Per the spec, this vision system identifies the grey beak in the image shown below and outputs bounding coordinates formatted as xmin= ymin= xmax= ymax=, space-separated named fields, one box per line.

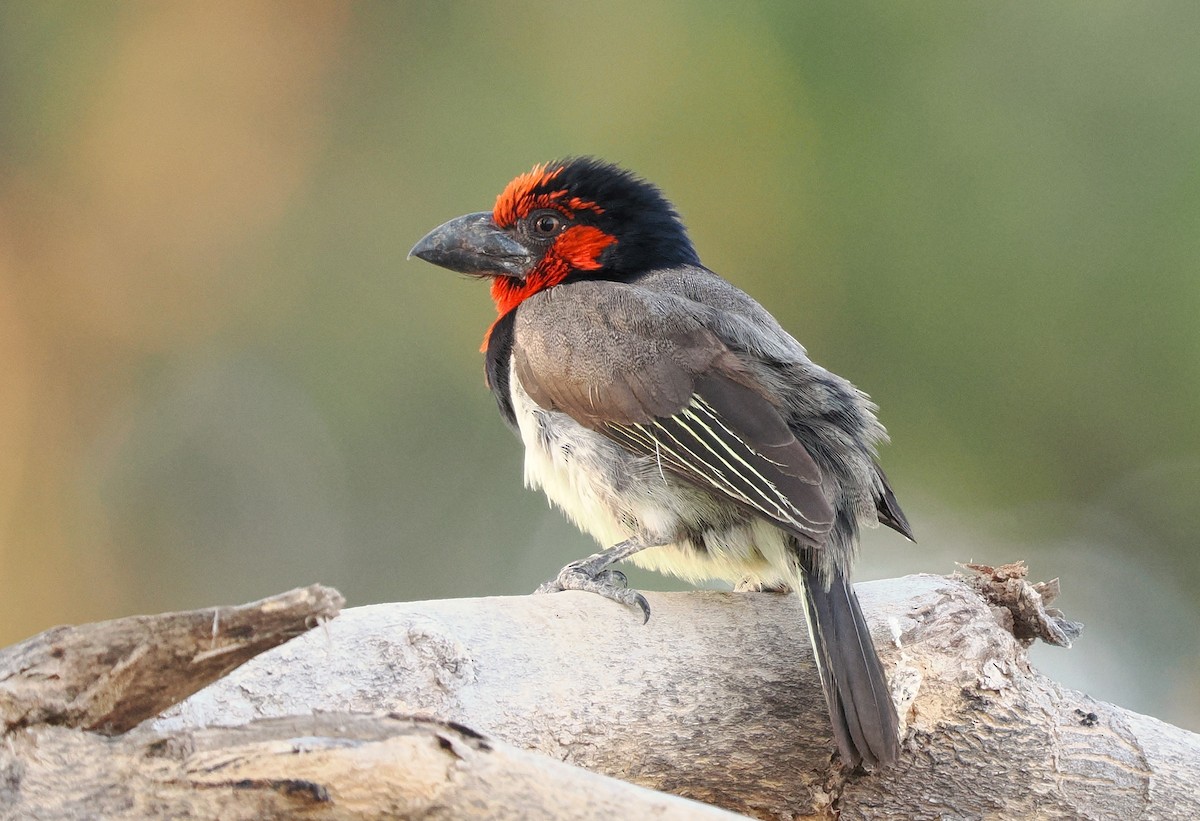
xmin=409 ymin=211 xmax=534 ymax=279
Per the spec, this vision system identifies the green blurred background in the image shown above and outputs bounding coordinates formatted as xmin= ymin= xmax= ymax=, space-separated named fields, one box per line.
xmin=1 ymin=2 xmax=1197 ymax=730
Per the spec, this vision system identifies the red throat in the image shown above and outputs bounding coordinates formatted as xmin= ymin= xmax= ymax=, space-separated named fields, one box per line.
xmin=481 ymin=225 xmax=616 ymax=350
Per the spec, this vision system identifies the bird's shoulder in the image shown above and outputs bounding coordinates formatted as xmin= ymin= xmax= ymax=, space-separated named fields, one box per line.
xmin=511 ymin=278 xmax=731 ymax=425
xmin=631 ymin=265 xmax=811 ymax=364
xmin=513 ymin=264 xmax=807 ymax=361
xmin=514 ymin=276 xmax=709 ymax=354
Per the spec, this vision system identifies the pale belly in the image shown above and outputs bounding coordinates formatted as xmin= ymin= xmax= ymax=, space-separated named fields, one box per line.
xmin=510 ymin=367 xmax=797 ymax=587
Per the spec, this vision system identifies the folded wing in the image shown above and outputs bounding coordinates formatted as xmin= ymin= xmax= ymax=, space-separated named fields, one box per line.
xmin=513 ymin=282 xmax=835 ymax=548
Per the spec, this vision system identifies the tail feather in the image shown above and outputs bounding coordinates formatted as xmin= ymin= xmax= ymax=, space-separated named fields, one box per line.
xmin=799 ymin=564 xmax=899 ymax=769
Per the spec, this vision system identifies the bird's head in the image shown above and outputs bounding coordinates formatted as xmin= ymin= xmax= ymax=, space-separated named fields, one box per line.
xmin=410 ymin=158 xmax=699 ymax=321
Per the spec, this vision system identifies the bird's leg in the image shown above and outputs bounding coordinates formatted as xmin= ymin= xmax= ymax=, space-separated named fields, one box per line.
xmin=535 ymin=537 xmax=653 ymax=623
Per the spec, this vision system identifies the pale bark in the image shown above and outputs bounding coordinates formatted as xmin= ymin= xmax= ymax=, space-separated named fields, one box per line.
xmin=0 ymin=584 xmax=736 ymax=819
xmin=3 ymin=571 xmax=1198 ymax=819
xmin=0 ymin=584 xmax=343 ymax=735
xmin=4 ymin=715 xmax=738 ymax=819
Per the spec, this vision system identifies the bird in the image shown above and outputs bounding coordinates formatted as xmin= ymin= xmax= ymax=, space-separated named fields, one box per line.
xmin=409 ymin=158 xmax=913 ymax=769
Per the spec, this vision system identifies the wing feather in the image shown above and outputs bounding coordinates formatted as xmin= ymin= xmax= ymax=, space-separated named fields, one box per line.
xmin=602 ymin=382 xmax=834 ymax=542
xmin=513 ymin=281 xmax=836 ymax=546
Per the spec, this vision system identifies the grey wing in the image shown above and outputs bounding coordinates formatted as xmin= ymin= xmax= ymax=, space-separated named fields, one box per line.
xmin=513 ymin=281 xmax=835 ymax=548
xmin=637 ymin=265 xmax=915 ymax=542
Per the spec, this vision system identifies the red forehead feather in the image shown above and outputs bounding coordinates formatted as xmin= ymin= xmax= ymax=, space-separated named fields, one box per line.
xmin=493 ymin=163 xmax=604 ymax=227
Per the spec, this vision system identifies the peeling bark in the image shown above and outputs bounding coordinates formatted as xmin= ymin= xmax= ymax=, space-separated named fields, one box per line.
xmin=156 ymin=574 xmax=1200 ymax=820
xmin=0 ymin=584 xmax=343 ymax=735
xmin=4 ymin=714 xmax=736 ymax=820
xmin=2 ymin=573 xmax=1197 ymax=819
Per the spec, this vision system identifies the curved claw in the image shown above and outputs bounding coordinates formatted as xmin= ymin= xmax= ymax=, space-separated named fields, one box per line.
xmin=632 ymin=591 xmax=651 ymax=624
xmin=533 ymin=563 xmax=650 ymax=624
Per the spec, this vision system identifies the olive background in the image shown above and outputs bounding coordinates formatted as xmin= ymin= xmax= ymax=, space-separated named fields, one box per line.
xmin=1 ymin=3 xmax=1197 ymax=730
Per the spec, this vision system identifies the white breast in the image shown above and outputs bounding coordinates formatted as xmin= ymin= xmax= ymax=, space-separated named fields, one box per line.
xmin=508 ymin=361 xmax=795 ymax=587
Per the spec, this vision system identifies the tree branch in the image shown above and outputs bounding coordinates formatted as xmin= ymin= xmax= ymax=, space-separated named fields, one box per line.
xmin=154 ymin=570 xmax=1200 ymax=820
xmin=3 ymin=571 xmax=1198 ymax=819
xmin=6 ymin=714 xmax=739 ymax=819
xmin=0 ymin=584 xmax=343 ymax=734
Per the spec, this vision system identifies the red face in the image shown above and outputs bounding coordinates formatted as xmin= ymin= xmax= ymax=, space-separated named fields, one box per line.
xmin=411 ymin=158 xmax=698 ymax=350
xmin=488 ymin=164 xmax=617 ymax=320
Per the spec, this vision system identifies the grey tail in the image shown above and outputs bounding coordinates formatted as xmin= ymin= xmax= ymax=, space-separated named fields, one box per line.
xmin=799 ymin=563 xmax=900 ymax=769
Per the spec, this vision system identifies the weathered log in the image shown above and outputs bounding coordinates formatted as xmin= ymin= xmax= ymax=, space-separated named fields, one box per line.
xmin=4 ymin=714 xmax=739 ymax=819
xmin=3 ymin=571 xmax=1198 ymax=819
xmin=0 ymin=583 xmax=736 ymax=819
xmin=154 ymin=570 xmax=1200 ymax=820
xmin=0 ymin=584 xmax=343 ymax=735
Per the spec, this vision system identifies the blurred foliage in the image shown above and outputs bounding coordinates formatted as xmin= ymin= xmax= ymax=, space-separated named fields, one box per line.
xmin=1 ymin=2 xmax=1197 ymax=729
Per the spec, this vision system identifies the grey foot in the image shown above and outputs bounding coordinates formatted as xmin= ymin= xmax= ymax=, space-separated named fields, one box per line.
xmin=535 ymin=561 xmax=650 ymax=624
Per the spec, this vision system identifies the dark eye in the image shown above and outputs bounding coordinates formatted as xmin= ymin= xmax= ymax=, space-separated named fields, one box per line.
xmin=529 ymin=210 xmax=565 ymax=238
